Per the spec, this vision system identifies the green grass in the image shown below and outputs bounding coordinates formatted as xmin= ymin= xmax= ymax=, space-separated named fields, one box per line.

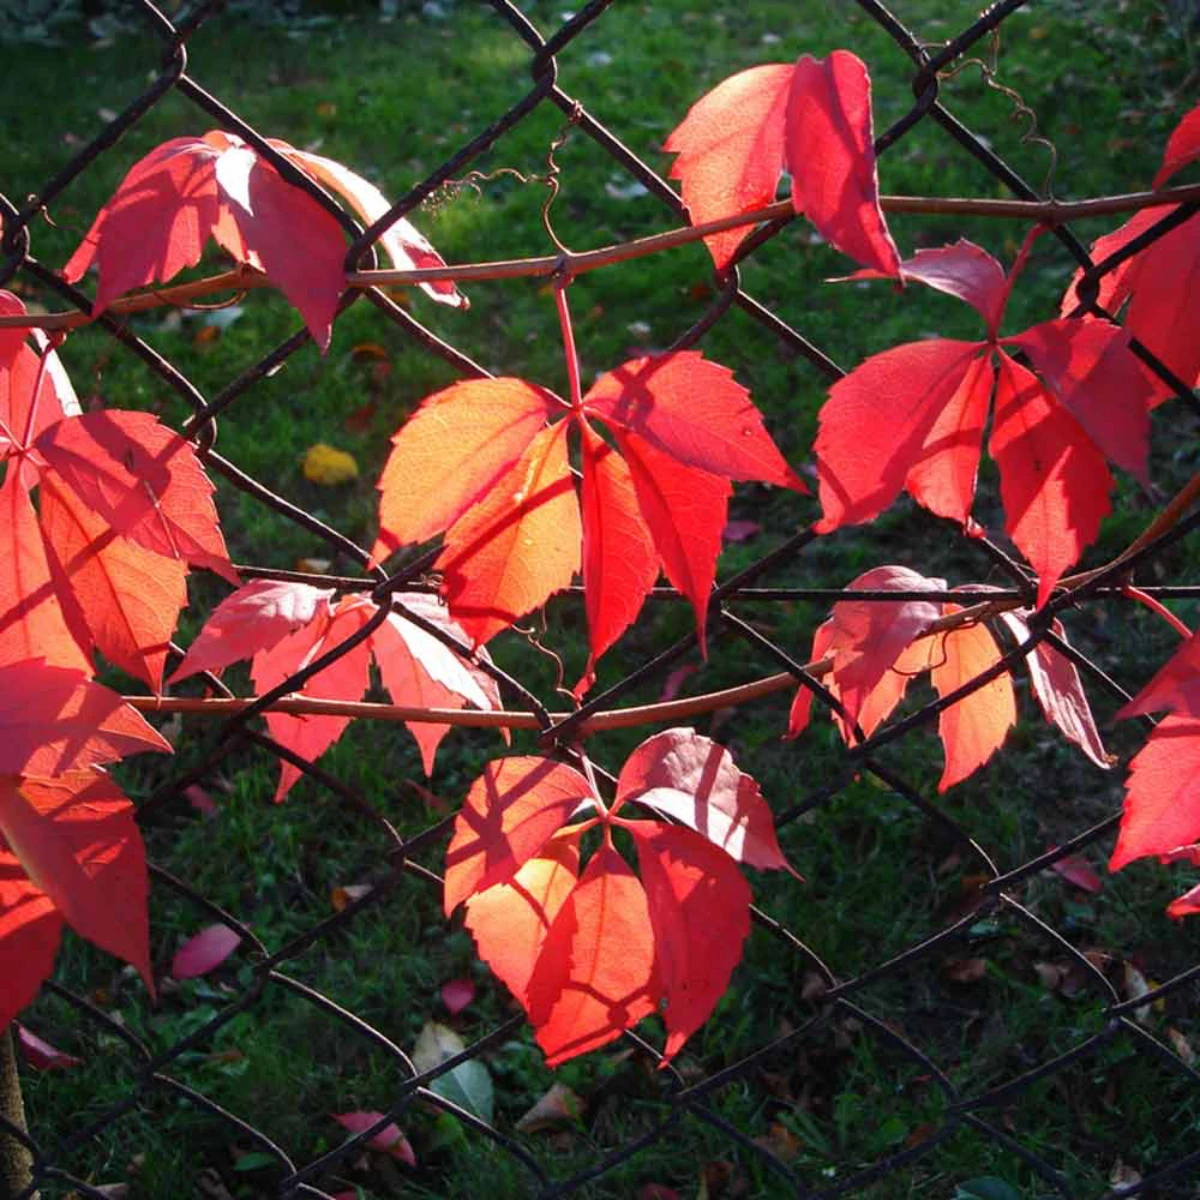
xmin=5 ymin=0 xmax=1200 ymax=1196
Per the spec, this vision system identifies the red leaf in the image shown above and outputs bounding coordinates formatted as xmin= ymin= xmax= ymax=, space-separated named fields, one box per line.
xmin=525 ymin=844 xmax=660 ymax=1067
xmin=172 ymin=924 xmax=242 ymax=979
xmin=1167 ymin=881 xmax=1200 ymax=920
xmin=1048 ymin=853 xmax=1104 ymax=894
xmin=437 ymin=423 xmax=580 ymax=646
xmin=582 ymin=352 xmax=802 ymax=489
xmin=331 ymin=1112 xmax=416 ymax=1165
xmin=630 ymin=823 xmax=751 ymax=1061
xmin=38 ymin=473 xmax=188 ymax=691
xmin=1154 ymin=100 xmax=1200 ymax=187
xmin=998 ymin=611 xmax=1110 ymax=769
xmin=15 ymin=1024 xmax=82 ymax=1070
xmin=251 ymin=596 xmax=373 ymax=802
xmin=35 ymin=410 xmax=235 ymax=583
xmin=1062 ymin=206 xmax=1200 ymax=403
xmin=171 ymin=580 xmax=335 ymax=683
xmin=0 ymin=771 xmax=152 ymax=994
xmin=440 ymin=977 xmax=475 ymax=1016
xmin=785 ymin=51 xmax=900 ymax=276
xmin=0 ymin=861 xmax=60 ymax=1030
xmin=923 ymin=608 xmax=1016 ymax=792
xmin=463 ymin=830 xmax=581 ymax=1009
xmin=0 ymin=338 xmax=79 ymax=478
xmin=615 ymin=728 xmax=792 ymax=873
xmin=989 ymin=353 xmax=1111 ymax=608
xmin=444 ymin=757 xmax=593 ymax=914
xmin=1110 ymin=716 xmax=1200 ymax=870
xmin=372 ymin=594 xmax=504 ymax=774
xmin=613 ymin=429 xmax=729 ymax=654
xmin=62 ymin=132 xmax=376 ymax=350
xmin=0 ymin=471 xmax=91 ymax=675
xmin=1006 ymin=318 xmax=1151 ymax=480
xmin=278 ymin=145 xmax=467 ymax=310
xmin=0 ymin=662 xmax=169 ymax=778
xmin=814 ymin=339 xmax=985 ymax=531
xmin=371 ymin=377 xmax=558 ymax=559
xmin=575 ymin=421 xmax=660 ymax=697
xmin=663 ymin=63 xmax=794 ymax=270
xmin=1117 ymin=628 xmax=1200 ymax=719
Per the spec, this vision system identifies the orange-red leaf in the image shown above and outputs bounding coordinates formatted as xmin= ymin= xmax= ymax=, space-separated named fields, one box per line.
xmin=251 ymin=595 xmax=373 ymax=802
xmin=444 ymin=757 xmax=593 ymax=915
xmin=989 ymin=353 xmax=1111 ymax=607
xmin=0 ymin=857 xmax=60 ymax=1030
xmin=0 ymin=471 xmax=91 ymax=674
xmin=1117 ymin=628 xmax=1200 ymax=720
xmin=925 ymin=608 xmax=1016 ymax=792
xmin=38 ymin=472 xmax=187 ymax=691
xmin=1154 ymin=99 xmax=1200 ymax=187
xmin=630 ymin=822 xmax=751 ymax=1061
xmin=437 ymin=422 xmax=580 ymax=646
xmin=582 ymin=352 xmax=801 ymax=489
xmin=613 ymin=429 xmax=729 ymax=654
xmin=575 ymin=421 xmax=659 ymax=697
xmin=1110 ymin=716 xmax=1200 ymax=871
xmin=462 ymin=829 xmax=580 ymax=1009
xmin=0 ymin=662 xmax=169 ymax=777
xmin=814 ymin=339 xmax=985 ymax=531
xmin=524 ymin=844 xmax=660 ymax=1067
xmin=663 ymin=63 xmax=794 ymax=270
xmin=371 ymin=378 xmax=558 ymax=559
xmin=0 ymin=771 xmax=151 ymax=993
xmin=785 ymin=51 xmax=899 ymax=276
xmin=615 ymin=728 xmax=791 ymax=872
xmin=35 ymin=409 xmax=235 ymax=583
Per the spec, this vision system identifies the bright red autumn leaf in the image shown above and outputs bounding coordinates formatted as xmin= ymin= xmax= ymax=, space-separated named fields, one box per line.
xmin=173 ymin=581 xmax=501 ymax=798
xmin=0 ymin=661 xmax=169 ymax=778
xmin=372 ymin=351 xmax=800 ymax=687
xmin=1061 ymin=101 xmax=1200 ymax=402
xmin=447 ymin=730 xmax=792 ymax=1065
xmin=0 ymin=770 xmax=152 ymax=1030
xmin=816 ymin=238 xmax=1154 ymax=605
xmin=1116 ymin=628 xmax=1200 ymax=720
xmin=63 ymin=133 xmax=465 ymax=350
xmin=664 ymin=51 xmax=899 ymax=274
xmin=172 ymin=923 xmax=243 ymax=979
xmin=787 ymin=569 xmax=1015 ymax=792
xmin=1110 ymin=716 xmax=1200 ymax=871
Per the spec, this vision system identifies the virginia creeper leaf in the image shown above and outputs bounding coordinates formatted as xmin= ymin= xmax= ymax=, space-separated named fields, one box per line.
xmin=0 ymin=662 xmax=169 ymax=777
xmin=785 ymin=51 xmax=900 ymax=276
xmin=330 ymin=1112 xmax=416 ymax=1165
xmin=1110 ymin=716 xmax=1200 ymax=871
xmin=172 ymin=924 xmax=243 ymax=979
xmin=35 ymin=409 xmax=236 ymax=583
xmin=0 ymin=771 xmax=151 ymax=994
xmin=437 ymin=422 xmax=581 ymax=646
xmin=1154 ymin=99 xmax=1200 ymax=187
xmin=39 ymin=473 xmax=188 ymax=691
xmin=371 ymin=377 xmax=559 ymax=560
xmin=614 ymin=728 xmax=791 ymax=872
xmin=630 ymin=822 xmax=751 ymax=1060
xmin=1118 ymin=628 xmax=1200 ymax=719
xmin=444 ymin=757 xmax=593 ymax=914
xmin=0 ymin=859 xmax=60 ymax=1030
xmin=524 ymin=844 xmax=660 ymax=1067
xmin=663 ymin=63 xmax=794 ymax=270
xmin=575 ymin=421 xmax=659 ymax=698
xmin=989 ymin=354 xmax=1112 ymax=607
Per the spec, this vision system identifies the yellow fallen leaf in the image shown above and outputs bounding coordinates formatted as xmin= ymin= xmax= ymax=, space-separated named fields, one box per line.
xmin=303 ymin=443 xmax=359 ymax=486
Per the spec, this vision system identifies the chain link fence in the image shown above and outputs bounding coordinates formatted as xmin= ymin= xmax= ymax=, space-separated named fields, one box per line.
xmin=1 ymin=0 xmax=1199 ymax=1196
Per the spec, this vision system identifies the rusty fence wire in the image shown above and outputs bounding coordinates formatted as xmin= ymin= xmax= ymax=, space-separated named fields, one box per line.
xmin=1 ymin=0 xmax=1199 ymax=1196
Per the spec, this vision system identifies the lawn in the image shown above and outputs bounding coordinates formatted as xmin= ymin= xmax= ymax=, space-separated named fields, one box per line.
xmin=3 ymin=0 xmax=1200 ymax=1197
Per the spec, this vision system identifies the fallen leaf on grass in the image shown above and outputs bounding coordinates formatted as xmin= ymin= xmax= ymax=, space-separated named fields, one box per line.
xmin=411 ymin=1021 xmax=494 ymax=1124
xmin=440 ymin=977 xmax=475 ymax=1016
xmin=172 ymin=924 xmax=243 ymax=979
xmin=943 ymin=957 xmax=988 ymax=984
xmin=15 ymin=1023 xmax=82 ymax=1069
xmin=303 ymin=443 xmax=360 ymax=486
xmin=515 ymin=1082 xmax=583 ymax=1133
xmin=330 ymin=1111 xmax=415 ymax=1165
xmin=1048 ymin=851 xmax=1103 ymax=893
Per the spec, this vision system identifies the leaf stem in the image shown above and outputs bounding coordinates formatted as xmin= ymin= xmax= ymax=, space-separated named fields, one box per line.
xmin=554 ymin=281 xmax=584 ymax=410
xmin=1123 ymin=584 xmax=1193 ymax=639
xmin=7 ymin=184 xmax=1200 ymax=331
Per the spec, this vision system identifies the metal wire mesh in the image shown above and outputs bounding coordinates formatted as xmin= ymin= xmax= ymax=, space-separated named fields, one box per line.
xmin=1 ymin=0 xmax=1199 ymax=1196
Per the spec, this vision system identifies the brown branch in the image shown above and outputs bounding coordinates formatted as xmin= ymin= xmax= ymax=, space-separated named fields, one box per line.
xmin=5 ymin=184 xmax=1200 ymax=331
